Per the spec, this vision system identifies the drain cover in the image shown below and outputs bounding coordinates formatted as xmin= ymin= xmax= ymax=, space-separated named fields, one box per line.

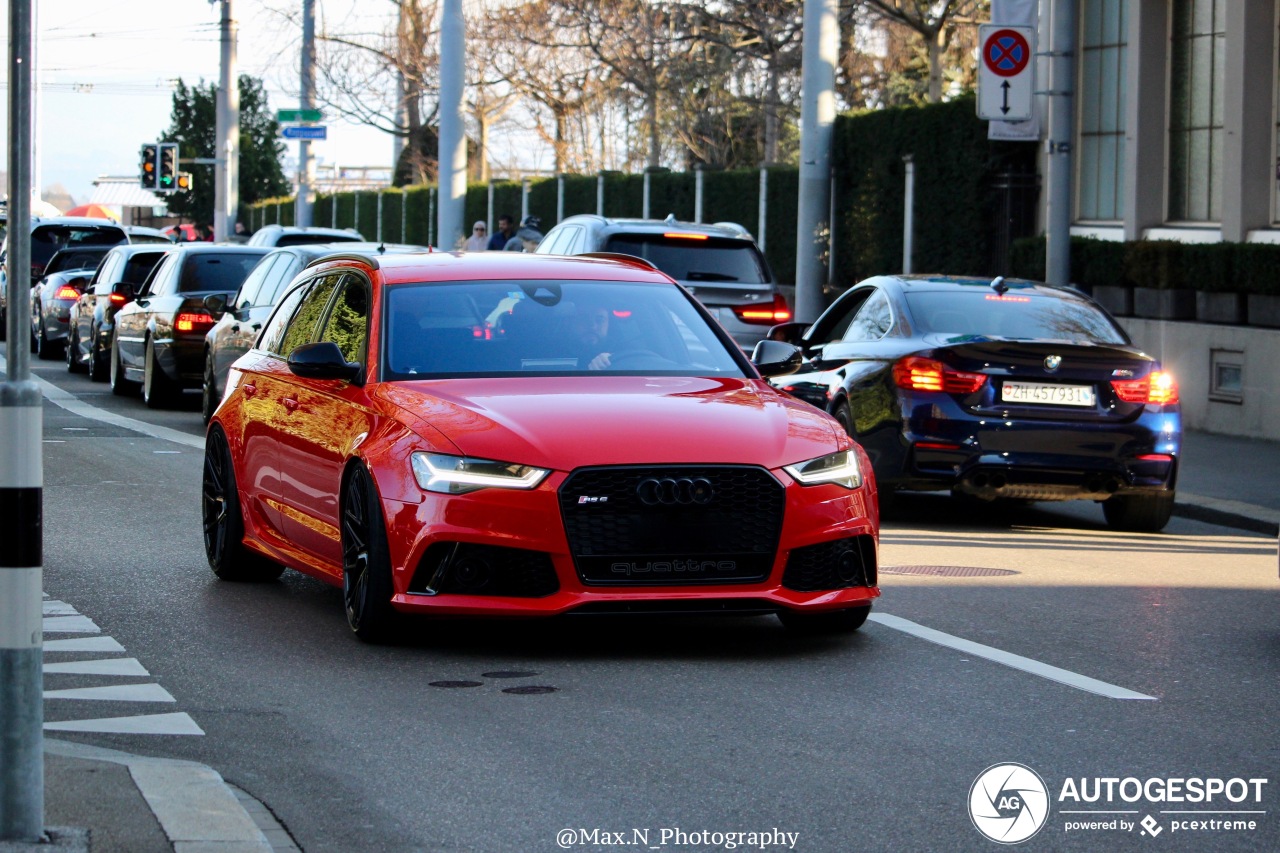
xmin=428 ymin=680 xmax=484 ymax=689
xmin=880 ymin=565 xmax=1019 ymax=577
xmin=502 ymin=686 xmax=558 ymax=695
xmin=482 ymin=671 xmax=539 ymax=679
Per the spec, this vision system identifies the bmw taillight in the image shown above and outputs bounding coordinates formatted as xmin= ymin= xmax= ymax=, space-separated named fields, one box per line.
xmin=733 ymin=294 xmax=792 ymax=325
xmin=892 ymin=356 xmax=987 ymax=394
xmin=176 ymin=312 xmax=217 ymax=333
xmin=1111 ymin=370 xmax=1179 ymax=405
xmin=54 ymin=285 xmax=80 ymax=301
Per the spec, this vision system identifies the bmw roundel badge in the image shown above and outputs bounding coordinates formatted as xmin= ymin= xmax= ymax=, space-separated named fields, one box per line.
xmin=1043 ymin=355 xmax=1062 ymax=372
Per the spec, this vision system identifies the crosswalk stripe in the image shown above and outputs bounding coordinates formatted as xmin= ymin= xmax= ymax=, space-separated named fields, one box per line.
xmin=44 ymin=658 xmax=150 ymax=677
xmin=42 ymin=615 xmax=100 ymax=634
xmin=44 ymin=683 xmax=176 ymax=703
xmin=44 ymin=636 xmax=126 ymax=653
xmin=42 ymin=601 xmax=79 ymax=616
xmin=44 ymin=712 xmax=205 ymax=735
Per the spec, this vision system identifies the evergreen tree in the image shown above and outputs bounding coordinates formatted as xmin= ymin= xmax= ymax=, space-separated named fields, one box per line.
xmin=160 ymin=76 xmax=290 ymax=224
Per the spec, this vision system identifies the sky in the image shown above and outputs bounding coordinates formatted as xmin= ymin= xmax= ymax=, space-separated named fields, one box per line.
xmin=0 ymin=0 xmax=401 ymax=206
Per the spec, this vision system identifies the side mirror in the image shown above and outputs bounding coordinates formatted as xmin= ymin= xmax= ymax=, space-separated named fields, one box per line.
xmin=287 ymin=341 xmax=361 ymax=383
xmin=750 ymin=339 xmax=803 ymax=378
xmin=766 ymin=321 xmax=811 ymax=346
xmin=203 ymin=293 xmax=228 ymax=316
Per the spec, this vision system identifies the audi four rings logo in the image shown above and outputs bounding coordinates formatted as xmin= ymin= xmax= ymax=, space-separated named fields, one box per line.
xmin=1044 ymin=355 xmax=1062 ymax=372
xmin=636 ymin=476 xmax=714 ymax=506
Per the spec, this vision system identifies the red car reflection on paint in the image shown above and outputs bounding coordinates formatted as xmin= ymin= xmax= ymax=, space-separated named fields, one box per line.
xmin=202 ymin=251 xmax=879 ymax=641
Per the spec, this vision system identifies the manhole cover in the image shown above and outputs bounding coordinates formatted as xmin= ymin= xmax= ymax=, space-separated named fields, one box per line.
xmin=502 ymin=686 xmax=558 ymax=695
xmin=428 ymin=680 xmax=484 ymax=689
xmin=880 ymin=565 xmax=1019 ymax=577
xmin=482 ymin=671 xmax=539 ymax=679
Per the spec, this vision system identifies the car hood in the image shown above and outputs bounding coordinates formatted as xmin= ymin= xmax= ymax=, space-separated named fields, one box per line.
xmin=375 ymin=376 xmax=841 ymax=471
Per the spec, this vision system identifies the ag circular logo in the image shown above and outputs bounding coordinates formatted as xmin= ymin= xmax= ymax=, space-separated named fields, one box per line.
xmin=969 ymin=763 xmax=1050 ymax=844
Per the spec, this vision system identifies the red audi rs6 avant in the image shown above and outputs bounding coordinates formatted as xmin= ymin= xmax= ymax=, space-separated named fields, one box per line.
xmin=202 ymin=250 xmax=879 ymax=641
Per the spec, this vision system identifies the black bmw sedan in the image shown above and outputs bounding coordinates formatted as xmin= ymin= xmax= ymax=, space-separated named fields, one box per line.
xmin=769 ymin=275 xmax=1181 ymax=531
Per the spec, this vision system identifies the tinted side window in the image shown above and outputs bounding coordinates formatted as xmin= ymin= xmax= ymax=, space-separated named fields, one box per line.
xmin=318 ymin=275 xmax=369 ymax=363
xmin=178 ymin=252 xmax=267 ymax=293
xmin=277 ymin=274 xmax=341 ymax=359
xmin=601 ymin=235 xmax=769 ymax=283
xmin=122 ymin=252 xmax=165 ymax=287
xmin=91 ymin=255 xmax=121 ymax=291
xmin=233 ymin=255 xmax=280 ymax=310
xmin=259 ymin=256 xmax=302 ymax=306
xmin=256 ymin=284 xmax=309 ymax=355
xmin=842 ymin=289 xmax=893 ymax=342
xmin=142 ymin=254 xmax=176 ymax=296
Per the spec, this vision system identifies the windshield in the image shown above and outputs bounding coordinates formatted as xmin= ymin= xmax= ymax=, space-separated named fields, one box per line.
xmin=905 ymin=291 xmax=1128 ymax=345
xmin=45 ymin=248 xmax=108 ymax=275
xmin=31 ymin=224 xmax=126 ymax=269
xmin=178 ymin=252 xmax=268 ymax=293
xmin=382 ymin=280 xmax=746 ymax=378
xmin=601 ymin=235 xmax=769 ymax=284
xmin=276 ymin=233 xmax=361 ymax=247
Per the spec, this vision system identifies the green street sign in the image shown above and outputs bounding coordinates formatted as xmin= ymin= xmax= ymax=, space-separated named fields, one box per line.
xmin=277 ymin=108 xmax=323 ymax=123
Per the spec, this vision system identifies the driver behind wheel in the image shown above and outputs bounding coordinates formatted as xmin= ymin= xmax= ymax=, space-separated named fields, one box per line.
xmin=567 ymin=302 xmax=613 ymax=370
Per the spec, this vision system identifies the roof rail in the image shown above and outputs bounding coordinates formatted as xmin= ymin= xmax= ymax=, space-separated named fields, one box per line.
xmin=303 ymin=252 xmax=382 ymax=271
xmin=575 ymin=252 xmax=659 ymax=271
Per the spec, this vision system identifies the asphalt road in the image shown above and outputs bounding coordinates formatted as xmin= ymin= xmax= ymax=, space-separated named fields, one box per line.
xmin=7 ymin=340 xmax=1279 ymax=852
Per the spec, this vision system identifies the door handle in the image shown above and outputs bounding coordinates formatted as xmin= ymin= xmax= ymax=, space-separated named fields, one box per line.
xmin=282 ymin=397 xmax=299 ymax=412
xmin=242 ymin=383 xmax=257 ymax=397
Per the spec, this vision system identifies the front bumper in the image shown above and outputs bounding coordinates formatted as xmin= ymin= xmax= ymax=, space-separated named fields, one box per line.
xmin=379 ymin=467 xmax=879 ymax=618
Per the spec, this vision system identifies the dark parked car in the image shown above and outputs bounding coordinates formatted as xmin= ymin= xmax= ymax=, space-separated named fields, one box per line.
xmin=111 ymin=244 xmax=269 ymax=408
xmin=29 ymin=246 xmax=116 ymax=359
xmin=66 ymin=245 xmax=170 ymax=379
xmin=769 ymin=275 xmax=1182 ymax=531
xmin=534 ymin=214 xmax=790 ymax=349
xmin=0 ymin=216 xmax=128 ymax=340
xmin=246 ymin=225 xmax=366 ymax=247
xmin=201 ymin=242 xmax=428 ymax=422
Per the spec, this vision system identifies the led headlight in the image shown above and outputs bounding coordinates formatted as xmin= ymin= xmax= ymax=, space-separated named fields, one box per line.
xmin=783 ymin=450 xmax=861 ymax=489
xmin=411 ymin=452 xmax=549 ymax=495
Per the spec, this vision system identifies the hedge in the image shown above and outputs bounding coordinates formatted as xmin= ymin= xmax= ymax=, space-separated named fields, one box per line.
xmin=1009 ymin=236 xmax=1280 ymax=296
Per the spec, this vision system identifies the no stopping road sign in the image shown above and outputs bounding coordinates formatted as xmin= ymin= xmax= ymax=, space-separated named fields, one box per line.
xmin=978 ymin=24 xmax=1035 ymax=121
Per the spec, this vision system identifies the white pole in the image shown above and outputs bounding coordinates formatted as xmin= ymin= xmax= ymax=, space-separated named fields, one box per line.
xmin=521 ymin=177 xmax=530 ymax=222
xmin=794 ymin=0 xmax=838 ymax=323
xmin=377 ymin=189 xmax=384 ymax=242
xmin=437 ymin=0 xmax=467 ymax=251
xmin=694 ymin=166 xmax=704 ymax=224
xmin=556 ymin=173 xmax=565 ymax=224
xmin=215 ymin=0 xmax=240 ymax=242
xmin=1046 ymin=0 xmax=1076 ymax=287
xmin=643 ymin=169 xmax=651 ymax=219
xmin=597 ymin=172 xmax=605 ymax=216
xmin=902 ymin=154 xmax=915 ymax=274
xmin=758 ymin=166 xmax=768 ymax=252
xmin=296 ymin=0 xmax=316 ymax=227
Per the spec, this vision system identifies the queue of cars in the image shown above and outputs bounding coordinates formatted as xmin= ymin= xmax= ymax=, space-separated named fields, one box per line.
xmin=13 ymin=213 xmax=1183 ymax=643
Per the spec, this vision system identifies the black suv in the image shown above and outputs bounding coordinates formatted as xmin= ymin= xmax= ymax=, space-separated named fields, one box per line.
xmin=534 ymin=214 xmax=789 ymax=348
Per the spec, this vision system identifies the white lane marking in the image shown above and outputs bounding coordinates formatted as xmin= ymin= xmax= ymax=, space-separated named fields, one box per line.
xmin=869 ymin=613 xmax=1157 ymax=701
xmin=44 ymin=636 xmax=126 ymax=653
xmin=44 ymin=658 xmax=150 ymax=677
xmin=0 ymin=351 xmax=203 ymax=450
xmin=152 ymin=450 xmax=182 ymax=454
xmin=130 ymin=760 xmax=269 ymax=847
xmin=45 ymin=712 xmax=205 ymax=736
xmin=42 ymin=614 xmax=101 ymax=634
xmin=44 ymin=683 xmax=176 ymax=703
xmin=42 ymin=600 xmax=78 ymax=616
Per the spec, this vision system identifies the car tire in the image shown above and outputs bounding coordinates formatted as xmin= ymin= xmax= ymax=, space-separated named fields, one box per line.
xmin=1102 ymin=491 xmax=1175 ymax=532
xmin=143 ymin=338 xmax=179 ymax=409
xmin=341 ymin=464 xmax=401 ymax=643
xmin=65 ymin=327 xmax=86 ymax=373
xmin=110 ymin=336 xmax=139 ymax=396
xmin=201 ymin=352 xmax=219 ymax=424
xmin=203 ymin=426 xmax=284 ymax=582
xmin=777 ymin=605 xmax=871 ymax=635
xmin=89 ymin=333 xmax=109 ymax=382
xmin=832 ymin=398 xmax=856 ymax=437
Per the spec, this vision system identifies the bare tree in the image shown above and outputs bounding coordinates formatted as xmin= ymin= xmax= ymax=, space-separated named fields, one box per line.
xmin=859 ymin=0 xmax=986 ymax=103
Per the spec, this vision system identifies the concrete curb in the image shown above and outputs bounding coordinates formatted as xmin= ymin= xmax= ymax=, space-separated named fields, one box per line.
xmin=43 ymin=739 xmax=271 ymax=852
xmin=1175 ymin=492 xmax=1280 ymax=537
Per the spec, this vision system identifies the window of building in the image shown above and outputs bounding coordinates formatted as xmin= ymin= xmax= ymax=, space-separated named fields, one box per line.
xmin=1077 ymin=0 xmax=1128 ymax=221
xmin=1168 ymin=0 xmax=1225 ymax=222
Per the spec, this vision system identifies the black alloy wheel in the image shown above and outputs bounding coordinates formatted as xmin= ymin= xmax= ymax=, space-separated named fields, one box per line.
xmin=341 ymin=465 xmax=400 ymax=642
xmin=143 ymin=338 xmax=179 ymax=409
xmin=202 ymin=427 xmax=284 ymax=582
xmin=89 ymin=332 xmax=108 ymax=382
xmin=35 ymin=312 xmax=60 ymax=360
xmin=201 ymin=352 xmax=218 ymax=424
xmin=110 ymin=337 xmax=138 ymax=396
xmin=65 ymin=327 xmax=86 ymax=373
xmin=778 ymin=604 xmax=872 ymax=635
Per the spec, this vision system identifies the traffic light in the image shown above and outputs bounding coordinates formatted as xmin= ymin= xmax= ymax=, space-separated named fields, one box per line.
xmin=176 ymin=172 xmax=194 ymax=192
xmin=158 ymin=143 xmax=179 ymax=191
xmin=139 ymin=143 xmax=158 ymax=189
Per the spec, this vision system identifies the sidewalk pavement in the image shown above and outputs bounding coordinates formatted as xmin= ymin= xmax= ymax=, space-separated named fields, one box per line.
xmin=3 ymin=431 xmax=1275 ymax=853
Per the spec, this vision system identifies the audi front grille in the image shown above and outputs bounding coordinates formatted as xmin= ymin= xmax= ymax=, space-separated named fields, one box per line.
xmin=558 ymin=465 xmax=785 ymax=586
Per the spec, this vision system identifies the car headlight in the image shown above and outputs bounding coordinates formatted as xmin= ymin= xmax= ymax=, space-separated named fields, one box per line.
xmin=783 ymin=450 xmax=861 ymax=489
xmin=410 ymin=452 xmax=549 ymax=495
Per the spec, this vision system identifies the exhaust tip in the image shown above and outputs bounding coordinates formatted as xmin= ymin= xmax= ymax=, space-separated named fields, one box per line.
xmin=990 ymin=473 xmax=1007 ymax=489
xmin=972 ymin=473 xmax=989 ymax=488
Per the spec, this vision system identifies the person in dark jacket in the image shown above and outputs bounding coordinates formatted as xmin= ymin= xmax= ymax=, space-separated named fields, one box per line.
xmin=487 ymin=214 xmax=516 ymax=250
